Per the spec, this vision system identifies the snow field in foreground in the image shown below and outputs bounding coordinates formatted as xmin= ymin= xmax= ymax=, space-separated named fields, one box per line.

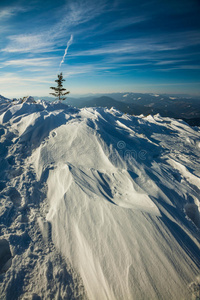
xmin=0 ymin=98 xmax=200 ymax=299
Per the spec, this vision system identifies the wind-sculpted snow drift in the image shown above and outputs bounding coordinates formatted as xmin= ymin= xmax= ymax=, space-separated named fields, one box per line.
xmin=0 ymin=96 xmax=200 ymax=299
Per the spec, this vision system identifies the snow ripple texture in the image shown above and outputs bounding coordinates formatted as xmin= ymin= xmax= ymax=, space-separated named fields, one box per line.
xmin=0 ymin=97 xmax=200 ymax=300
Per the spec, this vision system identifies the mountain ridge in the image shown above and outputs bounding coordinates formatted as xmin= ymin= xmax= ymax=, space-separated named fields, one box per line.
xmin=0 ymin=98 xmax=200 ymax=299
xmin=32 ymin=93 xmax=200 ymax=124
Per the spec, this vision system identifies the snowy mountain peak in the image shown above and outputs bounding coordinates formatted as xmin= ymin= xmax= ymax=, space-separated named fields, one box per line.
xmin=0 ymin=99 xmax=200 ymax=299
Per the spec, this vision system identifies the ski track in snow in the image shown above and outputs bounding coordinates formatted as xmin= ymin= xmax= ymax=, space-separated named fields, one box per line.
xmin=0 ymin=96 xmax=200 ymax=299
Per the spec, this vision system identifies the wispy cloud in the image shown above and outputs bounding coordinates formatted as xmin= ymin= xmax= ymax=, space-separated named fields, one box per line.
xmin=157 ymin=65 xmax=200 ymax=72
xmin=79 ymin=14 xmax=148 ymax=39
xmin=108 ymin=15 xmax=148 ymax=30
xmin=1 ymin=1 xmax=107 ymax=54
xmin=0 ymin=73 xmax=54 ymax=97
xmin=0 ymin=8 xmax=15 ymax=19
xmin=155 ymin=60 xmax=187 ymax=65
xmin=59 ymin=61 xmax=152 ymax=77
xmin=0 ymin=73 xmax=53 ymax=84
xmin=2 ymin=57 xmax=57 ymax=67
xmin=70 ymin=38 xmax=180 ymax=58
xmin=63 ymin=0 xmax=108 ymax=25
xmin=69 ymin=30 xmax=200 ymax=70
xmin=179 ymin=65 xmax=200 ymax=70
xmin=1 ymin=0 xmax=200 ymax=96
xmin=2 ymin=34 xmax=56 ymax=53
xmin=0 ymin=6 xmax=28 ymax=20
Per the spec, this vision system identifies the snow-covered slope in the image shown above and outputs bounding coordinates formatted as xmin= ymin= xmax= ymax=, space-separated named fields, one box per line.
xmin=0 ymin=99 xmax=200 ymax=299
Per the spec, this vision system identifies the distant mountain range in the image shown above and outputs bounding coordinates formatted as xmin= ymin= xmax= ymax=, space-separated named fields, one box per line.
xmin=36 ymin=92 xmax=200 ymax=126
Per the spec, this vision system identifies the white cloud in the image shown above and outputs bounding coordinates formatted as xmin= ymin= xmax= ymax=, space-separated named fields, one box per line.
xmin=155 ymin=65 xmax=200 ymax=72
xmin=0 ymin=72 xmax=64 ymax=98
xmin=179 ymin=65 xmax=200 ymax=70
xmin=0 ymin=8 xmax=14 ymax=19
xmin=1 ymin=0 xmax=111 ymax=54
xmin=0 ymin=73 xmax=53 ymax=84
xmin=93 ymin=15 xmax=148 ymax=36
xmin=70 ymin=38 xmax=180 ymax=58
xmin=2 ymin=34 xmax=56 ymax=53
xmin=3 ymin=57 xmax=57 ymax=67
xmin=0 ymin=6 xmax=27 ymax=20
xmin=155 ymin=60 xmax=187 ymax=65
xmin=69 ymin=29 xmax=200 ymax=63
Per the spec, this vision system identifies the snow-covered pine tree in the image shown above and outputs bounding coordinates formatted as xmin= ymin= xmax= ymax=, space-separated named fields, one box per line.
xmin=50 ymin=73 xmax=70 ymax=102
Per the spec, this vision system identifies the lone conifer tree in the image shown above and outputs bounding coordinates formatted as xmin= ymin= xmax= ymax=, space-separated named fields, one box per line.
xmin=50 ymin=72 xmax=70 ymax=102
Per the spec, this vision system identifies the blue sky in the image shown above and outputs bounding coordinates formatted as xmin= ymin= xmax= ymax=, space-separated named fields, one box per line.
xmin=0 ymin=0 xmax=200 ymax=98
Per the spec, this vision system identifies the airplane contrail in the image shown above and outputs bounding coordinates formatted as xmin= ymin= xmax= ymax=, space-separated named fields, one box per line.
xmin=58 ymin=34 xmax=73 ymax=71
